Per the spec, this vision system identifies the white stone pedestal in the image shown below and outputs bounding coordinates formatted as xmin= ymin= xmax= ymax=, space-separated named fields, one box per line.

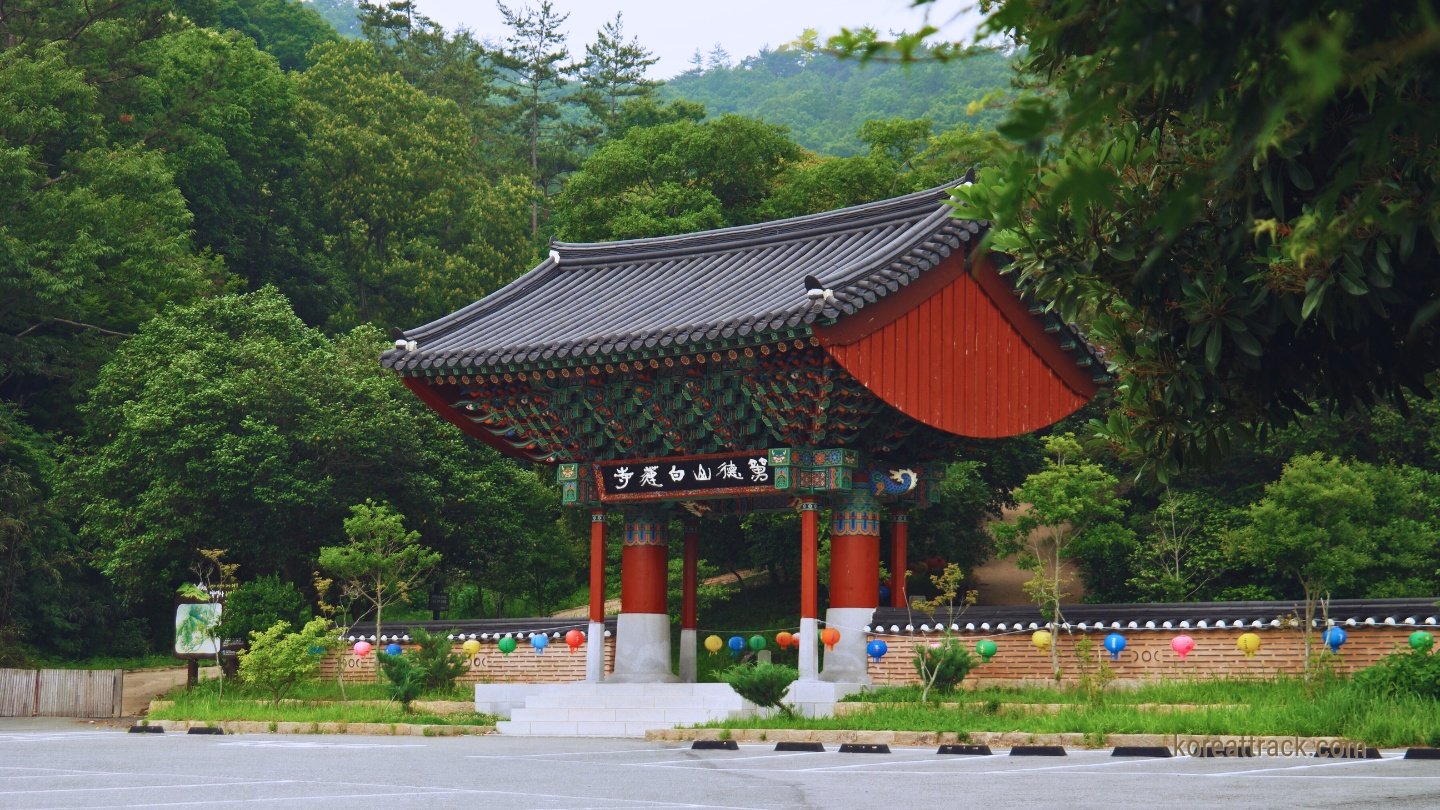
xmin=820 ymin=607 xmax=875 ymax=684
xmin=678 ymin=628 xmax=697 ymax=682
xmin=585 ymin=620 xmax=606 ymax=682
xmin=607 ymin=612 xmax=678 ymax=683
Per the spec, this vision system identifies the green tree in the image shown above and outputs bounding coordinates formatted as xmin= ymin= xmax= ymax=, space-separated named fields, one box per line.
xmin=60 ymin=289 xmax=439 ymax=607
xmin=849 ymin=1 xmax=1440 ymax=478
xmin=491 ymin=0 xmax=582 ymax=236
xmin=318 ymin=500 xmax=440 ymax=643
xmin=237 ymin=616 xmax=337 ymax=705
xmin=296 ymin=38 xmax=534 ymax=329
xmin=1125 ymin=490 xmax=1238 ymax=603
xmin=989 ymin=433 xmax=1129 ymax=679
xmin=577 ymin=12 xmax=657 ymax=137
xmin=407 ymin=627 xmax=467 ymax=691
xmin=216 ymin=0 xmax=337 ymax=70
xmin=553 ymin=115 xmax=802 ymax=242
xmin=1228 ymin=453 xmax=1440 ymax=676
xmin=218 ymin=574 xmax=312 ymax=648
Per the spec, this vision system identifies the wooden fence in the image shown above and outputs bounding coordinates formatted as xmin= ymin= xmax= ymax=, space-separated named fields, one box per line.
xmin=0 ymin=669 xmax=123 ymax=718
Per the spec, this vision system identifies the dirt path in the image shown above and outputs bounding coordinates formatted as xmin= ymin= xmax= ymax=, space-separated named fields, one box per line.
xmin=122 ymin=666 xmax=217 ymax=716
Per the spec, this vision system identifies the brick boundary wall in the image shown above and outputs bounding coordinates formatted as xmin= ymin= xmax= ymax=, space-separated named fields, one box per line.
xmin=319 ymin=638 xmax=617 ymax=684
xmin=865 ymin=626 xmax=1424 ymax=686
xmin=317 ymin=627 xmax=1428 ymax=686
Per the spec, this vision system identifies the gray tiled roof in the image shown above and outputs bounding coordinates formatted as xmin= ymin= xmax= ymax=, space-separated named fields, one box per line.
xmin=381 ymin=184 xmax=982 ymax=372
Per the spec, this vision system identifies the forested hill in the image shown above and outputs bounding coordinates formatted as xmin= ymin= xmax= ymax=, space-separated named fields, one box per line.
xmin=661 ymin=48 xmax=1014 ymax=156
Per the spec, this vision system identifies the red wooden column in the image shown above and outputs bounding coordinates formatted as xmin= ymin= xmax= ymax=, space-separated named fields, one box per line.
xmin=585 ymin=508 xmax=606 ymax=682
xmin=798 ymin=497 xmax=820 ymax=681
xmin=890 ymin=509 xmax=909 ymax=608
xmin=679 ymin=519 xmax=700 ymax=682
xmin=610 ymin=511 xmax=676 ymax=682
xmin=822 ymin=487 xmax=880 ymax=682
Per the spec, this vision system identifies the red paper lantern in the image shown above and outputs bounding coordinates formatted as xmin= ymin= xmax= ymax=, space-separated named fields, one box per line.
xmin=820 ymin=627 xmax=840 ymax=651
xmin=564 ymin=629 xmax=584 ymax=653
xmin=776 ymin=631 xmax=794 ymax=650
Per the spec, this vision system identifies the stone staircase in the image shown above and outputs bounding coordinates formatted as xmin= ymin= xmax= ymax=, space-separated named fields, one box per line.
xmin=480 ymin=683 xmax=761 ymax=737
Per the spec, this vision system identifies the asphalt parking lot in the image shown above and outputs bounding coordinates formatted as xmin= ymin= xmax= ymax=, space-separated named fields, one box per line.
xmin=2 ymin=719 xmax=1438 ymax=809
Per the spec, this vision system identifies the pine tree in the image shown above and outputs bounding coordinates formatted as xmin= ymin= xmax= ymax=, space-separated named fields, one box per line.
xmin=578 ymin=12 xmax=657 ymax=136
xmin=491 ymin=0 xmax=581 ymax=236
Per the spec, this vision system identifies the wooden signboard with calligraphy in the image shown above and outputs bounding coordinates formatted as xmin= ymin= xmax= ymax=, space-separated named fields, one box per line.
xmin=593 ymin=451 xmax=776 ymax=503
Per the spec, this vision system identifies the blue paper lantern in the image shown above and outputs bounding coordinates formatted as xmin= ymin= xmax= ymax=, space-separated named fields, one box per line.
xmin=1104 ymin=632 xmax=1127 ymax=660
xmin=531 ymin=633 xmax=548 ymax=654
xmin=866 ymin=640 xmax=888 ymax=662
xmin=1322 ymin=626 xmax=1347 ymax=653
xmin=728 ymin=635 xmax=745 ymax=656
xmin=384 ymin=643 xmax=402 ymax=656
xmin=878 ymin=584 xmax=891 ymax=604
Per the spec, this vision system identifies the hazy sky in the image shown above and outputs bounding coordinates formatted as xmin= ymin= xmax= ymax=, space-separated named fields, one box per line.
xmin=409 ymin=1 xmax=983 ymax=79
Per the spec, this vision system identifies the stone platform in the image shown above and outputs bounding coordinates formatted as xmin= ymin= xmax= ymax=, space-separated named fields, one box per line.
xmin=481 ymin=682 xmax=765 ymax=738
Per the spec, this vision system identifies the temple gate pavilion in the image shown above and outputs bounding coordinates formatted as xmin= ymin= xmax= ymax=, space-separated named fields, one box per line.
xmin=380 ymin=183 xmax=1102 ymax=714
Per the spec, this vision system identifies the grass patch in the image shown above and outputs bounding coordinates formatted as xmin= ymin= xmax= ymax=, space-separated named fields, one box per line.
xmin=711 ymin=678 xmax=1440 ymax=747
xmin=150 ymin=678 xmax=492 ymax=726
xmin=30 ymin=654 xmax=201 ymax=671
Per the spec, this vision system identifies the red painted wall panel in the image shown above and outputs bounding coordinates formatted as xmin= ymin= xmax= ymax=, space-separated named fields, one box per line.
xmin=817 ymin=253 xmax=1096 ymax=439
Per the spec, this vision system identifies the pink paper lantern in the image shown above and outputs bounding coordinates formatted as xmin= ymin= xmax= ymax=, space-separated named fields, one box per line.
xmin=353 ymin=641 xmax=372 ymax=657
xmin=1170 ymin=635 xmax=1195 ymax=660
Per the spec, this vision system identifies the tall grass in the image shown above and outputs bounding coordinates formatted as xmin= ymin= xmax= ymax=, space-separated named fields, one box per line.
xmin=151 ymin=677 xmax=492 ymax=725
xmin=712 ymin=678 xmax=1440 ymax=747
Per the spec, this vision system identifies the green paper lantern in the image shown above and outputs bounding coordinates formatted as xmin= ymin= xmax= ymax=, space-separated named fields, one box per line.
xmin=748 ymin=635 xmax=766 ymax=652
xmin=975 ymin=639 xmax=997 ymax=662
xmin=497 ymin=636 xmax=517 ymax=655
xmin=1410 ymin=630 xmax=1434 ymax=651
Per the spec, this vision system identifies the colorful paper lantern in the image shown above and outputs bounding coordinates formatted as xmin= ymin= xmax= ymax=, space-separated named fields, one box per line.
xmin=878 ymin=584 xmax=891 ymax=604
xmin=384 ymin=643 xmax=402 ymax=656
xmin=531 ymin=634 xmax=548 ymax=654
xmin=353 ymin=641 xmax=372 ymax=657
xmin=1031 ymin=630 xmax=1052 ymax=651
xmin=866 ymin=640 xmax=888 ymax=662
xmin=1170 ymin=635 xmax=1195 ymax=660
xmin=704 ymin=634 xmax=723 ymax=655
xmin=975 ymin=639 xmax=997 ymax=662
xmin=565 ymin=629 xmax=584 ymax=653
xmin=1237 ymin=632 xmax=1261 ymax=657
xmin=1104 ymin=633 xmax=1127 ymax=661
xmin=728 ymin=635 xmax=745 ymax=656
xmin=775 ymin=631 xmax=794 ymax=650
xmin=820 ymin=627 xmax=840 ymax=651
xmin=1322 ymin=626 xmax=1347 ymax=653
xmin=748 ymin=635 xmax=766 ymax=652
xmin=1409 ymin=631 xmax=1434 ymax=651
xmin=497 ymin=636 xmax=516 ymax=655
xmin=461 ymin=639 xmax=481 ymax=656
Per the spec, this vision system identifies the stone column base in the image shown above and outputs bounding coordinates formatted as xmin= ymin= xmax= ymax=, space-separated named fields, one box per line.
xmin=585 ymin=620 xmax=606 ymax=682
xmin=820 ymin=607 xmax=875 ymax=684
xmin=607 ymin=613 xmax=678 ymax=683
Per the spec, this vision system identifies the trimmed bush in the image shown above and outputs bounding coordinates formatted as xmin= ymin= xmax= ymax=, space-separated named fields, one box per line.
xmin=723 ymin=662 xmax=799 ymax=716
xmin=913 ymin=637 xmax=976 ymax=697
xmin=1351 ymin=648 xmax=1440 ymax=701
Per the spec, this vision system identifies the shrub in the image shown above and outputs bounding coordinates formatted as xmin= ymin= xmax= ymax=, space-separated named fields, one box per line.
xmin=723 ymin=662 xmax=799 ymax=717
xmin=913 ymin=637 xmax=976 ymax=699
xmin=377 ymin=651 xmax=426 ymax=712
xmin=409 ymin=628 xmax=469 ymax=691
xmin=219 ymin=575 xmax=310 ymax=647
xmin=1351 ymin=648 xmax=1440 ymax=701
xmin=237 ymin=617 xmax=336 ymax=706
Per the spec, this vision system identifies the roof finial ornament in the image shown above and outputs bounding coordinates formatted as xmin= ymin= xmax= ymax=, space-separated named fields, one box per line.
xmin=548 ymin=238 xmax=561 ymax=266
xmin=960 ymin=167 xmax=976 ymax=186
xmin=803 ymin=274 xmax=835 ymax=303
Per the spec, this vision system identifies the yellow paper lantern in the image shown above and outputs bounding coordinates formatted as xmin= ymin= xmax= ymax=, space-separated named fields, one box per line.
xmin=1031 ymin=630 xmax=1052 ymax=651
xmin=461 ymin=639 xmax=481 ymax=657
xmin=704 ymin=634 xmax=724 ymax=655
xmin=1237 ymin=632 xmax=1262 ymax=657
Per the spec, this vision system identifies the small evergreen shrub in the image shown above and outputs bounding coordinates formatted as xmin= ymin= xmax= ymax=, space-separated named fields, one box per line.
xmin=409 ymin=628 xmax=468 ymax=691
xmin=377 ymin=652 xmax=426 ymax=712
xmin=723 ymin=662 xmax=799 ymax=716
xmin=913 ymin=637 xmax=976 ymax=696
